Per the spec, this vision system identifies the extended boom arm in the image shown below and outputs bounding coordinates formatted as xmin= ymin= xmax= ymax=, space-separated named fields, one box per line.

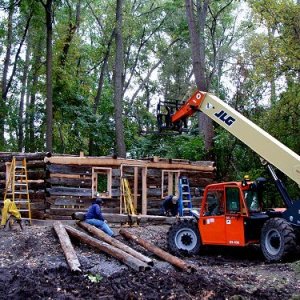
xmin=170 ymin=90 xmax=300 ymax=186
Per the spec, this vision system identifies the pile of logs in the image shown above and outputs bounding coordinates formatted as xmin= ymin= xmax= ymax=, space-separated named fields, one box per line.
xmin=54 ymin=221 xmax=196 ymax=273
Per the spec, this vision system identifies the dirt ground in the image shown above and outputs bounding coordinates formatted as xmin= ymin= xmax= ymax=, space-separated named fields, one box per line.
xmin=0 ymin=222 xmax=299 ymax=300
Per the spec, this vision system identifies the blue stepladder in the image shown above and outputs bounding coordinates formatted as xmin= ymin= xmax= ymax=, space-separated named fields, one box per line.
xmin=178 ymin=176 xmax=193 ymax=216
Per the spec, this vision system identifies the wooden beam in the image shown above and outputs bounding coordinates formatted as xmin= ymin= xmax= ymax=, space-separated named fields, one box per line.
xmin=53 ymin=221 xmax=81 ymax=272
xmin=168 ymin=172 xmax=173 ymax=196
xmin=119 ymin=228 xmax=196 ymax=273
xmin=0 ymin=152 xmax=46 ymax=162
xmin=46 ymin=187 xmax=92 ymax=197
xmin=77 ymin=221 xmax=153 ymax=266
xmin=134 ymin=166 xmax=138 ymax=208
xmin=141 ymin=167 xmax=147 ymax=215
xmin=45 ymin=156 xmax=147 ymax=167
xmin=65 ymin=225 xmax=150 ymax=271
xmin=44 ymin=156 xmax=215 ymax=172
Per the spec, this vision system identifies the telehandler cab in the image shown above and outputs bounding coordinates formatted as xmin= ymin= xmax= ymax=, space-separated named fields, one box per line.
xmin=160 ymin=90 xmax=300 ymax=262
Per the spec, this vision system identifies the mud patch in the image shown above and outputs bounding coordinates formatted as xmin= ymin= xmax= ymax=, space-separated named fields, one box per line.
xmin=0 ymin=225 xmax=299 ymax=299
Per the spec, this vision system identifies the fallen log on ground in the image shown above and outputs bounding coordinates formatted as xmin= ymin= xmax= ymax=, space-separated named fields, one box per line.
xmin=65 ymin=225 xmax=150 ymax=272
xmin=119 ymin=228 xmax=196 ymax=273
xmin=53 ymin=221 xmax=81 ymax=272
xmin=77 ymin=221 xmax=153 ymax=266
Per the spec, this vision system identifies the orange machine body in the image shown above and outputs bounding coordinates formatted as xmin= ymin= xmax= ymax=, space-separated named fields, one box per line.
xmin=171 ymin=90 xmax=206 ymax=124
xmin=198 ymin=181 xmax=272 ymax=247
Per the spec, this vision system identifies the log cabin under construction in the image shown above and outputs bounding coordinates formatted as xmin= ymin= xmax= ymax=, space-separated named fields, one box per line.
xmin=0 ymin=152 xmax=215 ymax=221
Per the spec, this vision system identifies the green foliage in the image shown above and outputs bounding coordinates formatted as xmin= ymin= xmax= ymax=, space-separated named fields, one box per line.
xmin=86 ymin=273 xmax=103 ymax=283
xmin=0 ymin=0 xmax=298 ymax=209
xmin=261 ymin=82 xmax=300 ymax=154
xmin=129 ymin=133 xmax=205 ymax=161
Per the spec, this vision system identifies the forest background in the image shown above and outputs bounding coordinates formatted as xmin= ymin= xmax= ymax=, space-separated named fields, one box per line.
xmin=0 ymin=0 xmax=299 ymax=204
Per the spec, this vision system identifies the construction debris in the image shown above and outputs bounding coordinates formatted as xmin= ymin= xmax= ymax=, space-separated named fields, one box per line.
xmin=53 ymin=221 xmax=81 ymax=272
xmin=119 ymin=228 xmax=196 ymax=273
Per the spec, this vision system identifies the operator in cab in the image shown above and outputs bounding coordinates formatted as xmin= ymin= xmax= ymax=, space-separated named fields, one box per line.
xmin=85 ymin=197 xmax=115 ymax=237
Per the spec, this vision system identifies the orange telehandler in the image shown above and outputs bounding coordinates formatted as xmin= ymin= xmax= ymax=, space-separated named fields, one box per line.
xmin=158 ymin=90 xmax=300 ymax=262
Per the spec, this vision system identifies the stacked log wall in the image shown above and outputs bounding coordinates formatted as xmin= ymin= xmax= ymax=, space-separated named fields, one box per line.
xmin=0 ymin=153 xmax=216 ymax=220
xmin=145 ymin=168 xmax=215 ymax=215
xmin=45 ymin=164 xmax=122 ymax=219
xmin=0 ymin=152 xmax=47 ymax=219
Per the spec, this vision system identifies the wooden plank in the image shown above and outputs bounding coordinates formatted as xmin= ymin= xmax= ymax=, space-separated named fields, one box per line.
xmin=146 ymin=162 xmax=215 ymax=171
xmin=134 ymin=167 xmax=138 ymax=208
xmin=46 ymin=164 xmax=91 ymax=176
xmin=46 ymin=196 xmax=92 ymax=205
xmin=46 ymin=177 xmax=92 ymax=187
xmin=147 ymin=188 xmax=162 ymax=197
xmin=45 ymin=156 xmax=147 ymax=167
xmin=45 ymin=156 xmax=215 ymax=172
xmin=50 ymin=173 xmax=82 ymax=179
xmin=141 ymin=168 xmax=147 ymax=215
xmin=46 ymin=187 xmax=92 ymax=197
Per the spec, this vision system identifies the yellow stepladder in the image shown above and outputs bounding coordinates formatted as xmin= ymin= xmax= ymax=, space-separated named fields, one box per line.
xmin=121 ymin=178 xmax=136 ymax=216
xmin=2 ymin=157 xmax=31 ymax=227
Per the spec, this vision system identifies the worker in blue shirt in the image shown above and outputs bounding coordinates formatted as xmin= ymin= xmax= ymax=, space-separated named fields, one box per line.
xmin=161 ymin=195 xmax=179 ymax=216
xmin=85 ymin=198 xmax=115 ymax=237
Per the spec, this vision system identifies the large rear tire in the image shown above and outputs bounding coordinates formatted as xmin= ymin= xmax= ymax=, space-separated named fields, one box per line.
xmin=167 ymin=219 xmax=201 ymax=255
xmin=260 ymin=218 xmax=296 ymax=262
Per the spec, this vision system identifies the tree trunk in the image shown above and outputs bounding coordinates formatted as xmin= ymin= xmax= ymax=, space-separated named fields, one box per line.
xmin=44 ymin=0 xmax=53 ymax=152
xmin=60 ymin=0 xmax=81 ymax=68
xmin=18 ymin=37 xmax=30 ymax=151
xmin=53 ymin=222 xmax=81 ymax=272
xmin=65 ymin=225 xmax=150 ymax=271
xmin=88 ymin=30 xmax=114 ymax=156
xmin=113 ymin=0 xmax=126 ymax=157
xmin=268 ymin=27 xmax=276 ymax=106
xmin=25 ymin=31 xmax=43 ymax=152
xmin=119 ymin=228 xmax=196 ymax=273
xmin=0 ymin=0 xmax=14 ymax=150
xmin=185 ymin=0 xmax=214 ymax=153
xmin=77 ymin=221 xmax=153 ymax=265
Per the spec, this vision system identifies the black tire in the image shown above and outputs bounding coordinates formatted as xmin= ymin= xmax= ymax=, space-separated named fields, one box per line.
xmin=260 ymin=218 xmax=296 ymax=262
xmin=167 ymin=219 xmax=201 ymax=255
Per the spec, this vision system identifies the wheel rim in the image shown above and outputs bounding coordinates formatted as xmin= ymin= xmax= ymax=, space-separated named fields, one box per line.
xmin=265 ymin=229 xmax=282 ymax=256
xmin=174 ymin=228 xmax=197 ymax=251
